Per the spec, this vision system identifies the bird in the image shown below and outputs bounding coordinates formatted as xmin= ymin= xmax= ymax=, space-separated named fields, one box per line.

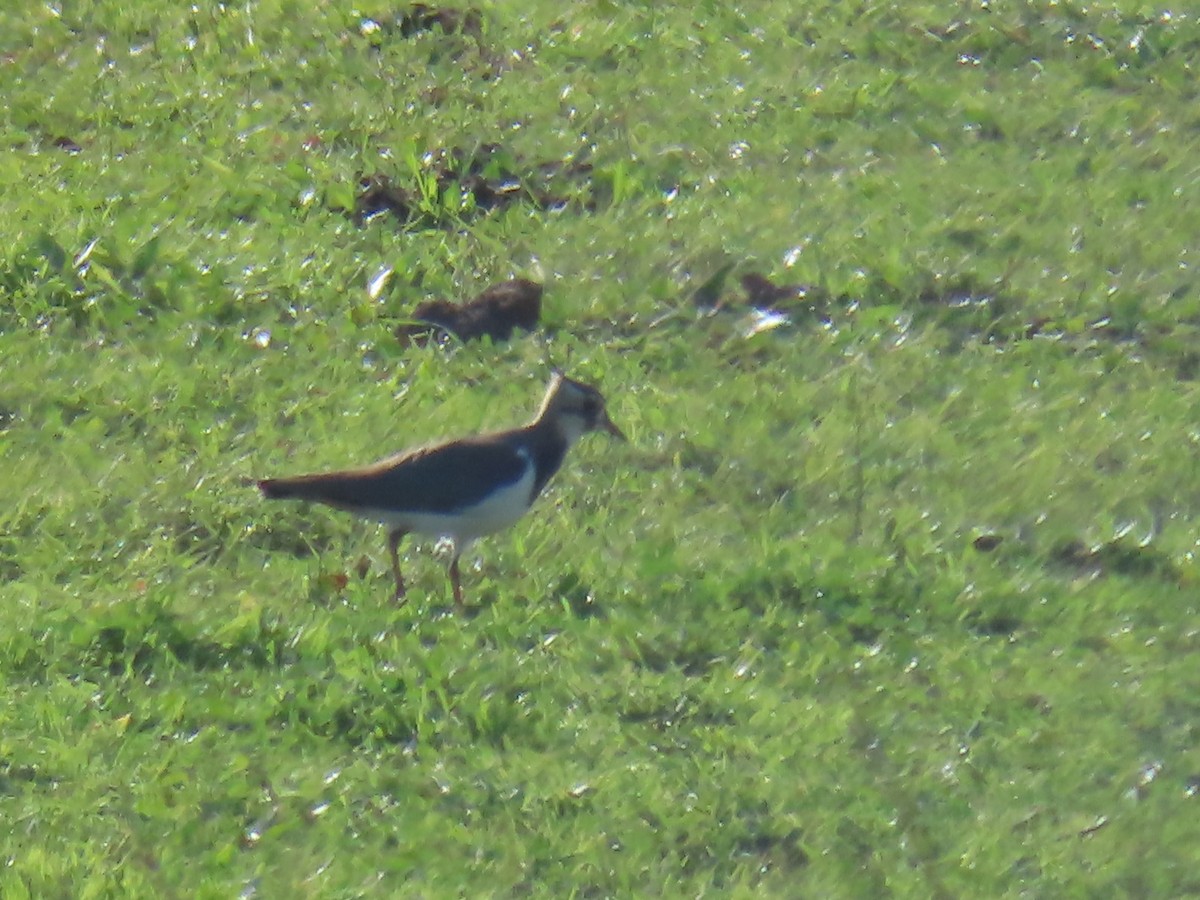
xmin=257 ymin=371 xmax=625 ymax=609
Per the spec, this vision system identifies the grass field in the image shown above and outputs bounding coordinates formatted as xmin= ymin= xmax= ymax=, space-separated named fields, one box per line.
xmin=3 ymin=1 xmax=1200 ymax=895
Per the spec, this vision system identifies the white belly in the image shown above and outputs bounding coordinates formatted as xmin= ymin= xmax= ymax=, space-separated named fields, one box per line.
xmin=367 ymin=462 xmax=535 ymax=546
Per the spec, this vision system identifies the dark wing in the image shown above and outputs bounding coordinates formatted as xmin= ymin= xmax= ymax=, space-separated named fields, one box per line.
xmin=365 ymin=439 xmax=531 ymax=512
xmin=261 ymin=438 xmax=530 ymax=514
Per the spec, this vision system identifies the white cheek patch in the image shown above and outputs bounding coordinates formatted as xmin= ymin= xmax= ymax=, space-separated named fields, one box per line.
xmin=557 ymin=413 xmax=588 ymax=446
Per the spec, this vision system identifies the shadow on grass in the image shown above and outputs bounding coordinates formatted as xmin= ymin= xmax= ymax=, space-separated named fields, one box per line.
xmin=70 ymin=601 xmax=292 ymax=676
xmin=272 ymin=679 xmax=419 ymax=747
xmin=0 ymin=600 xmax=293 ymax=680
xmin=718 ymin=566 xmax=911 ymax=645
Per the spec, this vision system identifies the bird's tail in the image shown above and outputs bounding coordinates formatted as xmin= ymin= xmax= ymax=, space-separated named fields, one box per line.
xmin=258 ymin=476 xmax=323 ymax=501
xmin=257 ymin=474 xmax=369 ymax=511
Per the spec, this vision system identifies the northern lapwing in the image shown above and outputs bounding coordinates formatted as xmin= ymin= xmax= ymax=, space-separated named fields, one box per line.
xmin=258 ymin=372 xmax=625 ymax=608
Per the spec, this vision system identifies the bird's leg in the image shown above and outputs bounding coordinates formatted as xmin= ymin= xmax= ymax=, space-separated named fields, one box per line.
xmin=448 ymin=553 xmax=465 ymax=611
xmin=387 ymin=528 xmax=408 ymax=606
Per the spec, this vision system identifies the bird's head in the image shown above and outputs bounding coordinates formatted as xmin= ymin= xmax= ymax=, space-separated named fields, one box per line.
xmin=537 ymin=371 xmax=626 ymax=445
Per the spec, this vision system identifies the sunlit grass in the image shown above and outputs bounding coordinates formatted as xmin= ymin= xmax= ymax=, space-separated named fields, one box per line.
xmin=2 ymin=1 xmax=1199 ymax=895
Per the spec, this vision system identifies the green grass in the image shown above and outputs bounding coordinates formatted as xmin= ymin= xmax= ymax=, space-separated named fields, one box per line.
xmin=3 ymin=0 xmax=1200 ymax=895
